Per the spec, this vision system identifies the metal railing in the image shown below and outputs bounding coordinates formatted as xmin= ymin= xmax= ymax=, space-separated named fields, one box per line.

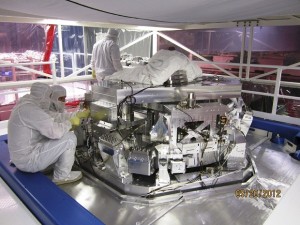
xmin=0 ymin=59 xmax=93 ymax=112
xmin=154 ymin=31 xmax=300 ymax=126
xmin=1 ymin=32 xmax=299 ymax=127
xmin=197 ymin=61 xmax=300 ymax=125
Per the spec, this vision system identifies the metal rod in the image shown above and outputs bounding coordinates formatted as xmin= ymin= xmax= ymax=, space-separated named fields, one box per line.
xmin=152 ymin=31 xmax=158 ymax=55
xmin=58 ymin=24 xmax=65 ymax=78
xmin=239 ymin=26 xmax=246 ymax=78
xmin=120 ymin=32 xmax=154 ymax=52
xmin=246 ymin=23 xmax=254 ymax=79
xmin=157 ymin=31 xmax=236 ymax=77
xmin=271 ymin=68 xmax=283 ymax=115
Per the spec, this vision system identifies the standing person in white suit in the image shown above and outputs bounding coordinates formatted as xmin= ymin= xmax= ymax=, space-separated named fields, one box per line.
xmin=91 ymin=28 xmax=123 ymax=82
xmin=7 ymin=82 xmax=82 ymax=185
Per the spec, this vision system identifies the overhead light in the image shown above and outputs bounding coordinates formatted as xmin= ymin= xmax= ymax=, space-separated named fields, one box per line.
xmin=39 ymin=19 xmax=79 ymax=25
xmin=136 ymin=26 xmax=180 ymax=31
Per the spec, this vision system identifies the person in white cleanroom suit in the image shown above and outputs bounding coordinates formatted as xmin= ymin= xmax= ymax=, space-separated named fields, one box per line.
xmin=91 ymin=28 xmax=123 ymax=82
xmin=49 ymin=85 xmax=90 ymax=120
xmin=7 ymin=82 xmax=82 ymax=185
xmin=49 ymin=84 xmax=90 ymax=147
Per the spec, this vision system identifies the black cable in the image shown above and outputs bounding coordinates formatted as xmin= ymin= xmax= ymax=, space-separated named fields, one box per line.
xmin=113 ymin=123 xmax=146 ymax=147
xmin=77 ymin=147 xmax=98 ymax=176
xmin=121 ymin=80 xmax=133 ymax=95
xmin=65 ymin=0 xmax=184 ymax=24
xmin=116 ymin=84 xmax=163 ymax=128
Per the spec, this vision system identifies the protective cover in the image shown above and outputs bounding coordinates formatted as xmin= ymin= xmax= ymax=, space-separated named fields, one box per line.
xmin=106 ymin=49 xmax=202 ymax=85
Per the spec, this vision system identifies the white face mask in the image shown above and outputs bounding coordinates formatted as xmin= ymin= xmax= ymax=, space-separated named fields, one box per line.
xmin=55 ymin=101 xmax=65 ymax=113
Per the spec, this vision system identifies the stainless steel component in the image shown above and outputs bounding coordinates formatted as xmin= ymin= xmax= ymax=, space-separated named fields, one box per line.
xmin=75 ymin=76 xmax=255 ymax=199
xmin=62 ymin=130 xmax=300 ymax=225
xmin=128 ymin=150 xmax=155 ymax=176
xmin=170 ymin=160 xmax=186 ymax=173
xmin=91 ymin=76 xmax=242 ymax=104
xmin=165 ymin=70 xmax=188 ymax=86
xmin=187 ymin=92 xmax=196 ymax=108
xmin=90 ymin=100 xmax=117 ymax=122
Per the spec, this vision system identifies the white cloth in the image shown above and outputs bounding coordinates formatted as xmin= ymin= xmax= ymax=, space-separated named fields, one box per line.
xmin=91 ymin=36 xmax=123 ymax=81
xmin=7 ymin=82 xmax=76 ymax=180
xmin=30 ymin=82 xmax=52 ymax=111
xmin=106 ymin=50 xmax=202 ymax=85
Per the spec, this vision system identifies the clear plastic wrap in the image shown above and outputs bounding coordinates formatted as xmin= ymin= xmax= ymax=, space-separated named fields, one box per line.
xmin=0 ymin=22 xmax=46 ymax=52
xmin=150 ymin=114 xmax=168 ymax=142
xmin=85 ymin=27 xmax=152 ymax=59
xmin=52 ymin=25 xmax=84 ymax=77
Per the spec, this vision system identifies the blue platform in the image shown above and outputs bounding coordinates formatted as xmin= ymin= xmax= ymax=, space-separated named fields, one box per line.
xmin=0 ymin=138 xmax=105 ymax=225
xmin=251 ymin=117 xmax=300 ymax=148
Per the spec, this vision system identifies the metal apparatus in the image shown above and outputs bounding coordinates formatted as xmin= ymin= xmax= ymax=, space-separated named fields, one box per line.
xmin=75 ymin=75 xmax=256 ymax=199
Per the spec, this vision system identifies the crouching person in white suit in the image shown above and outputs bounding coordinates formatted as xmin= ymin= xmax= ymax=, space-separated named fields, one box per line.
xmin=7 ymin=82 xmax=82 ymax=185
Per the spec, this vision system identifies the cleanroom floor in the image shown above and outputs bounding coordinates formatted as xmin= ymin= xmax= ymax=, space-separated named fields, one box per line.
xmin=0 ymin=178 xmax=41 ymax=225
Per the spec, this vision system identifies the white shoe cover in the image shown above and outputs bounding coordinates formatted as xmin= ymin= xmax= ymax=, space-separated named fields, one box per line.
xmin=52 ymin=171 xmax=82 ymax=185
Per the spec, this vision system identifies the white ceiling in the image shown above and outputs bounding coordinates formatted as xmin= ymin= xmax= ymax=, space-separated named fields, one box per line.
xmin=1 ymin=0 xmax=300 ymax=29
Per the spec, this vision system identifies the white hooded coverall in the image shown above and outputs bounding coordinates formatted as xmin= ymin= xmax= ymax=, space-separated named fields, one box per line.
xmin=50 ymin=84 xmax=66 ymax=113
xmin=91 ymin=29 xmax=123 ymax=81
xmin=7 ymin=82 xmax=77 ymax=180
xmin=48 ymin=85 xmax=79 ymax=125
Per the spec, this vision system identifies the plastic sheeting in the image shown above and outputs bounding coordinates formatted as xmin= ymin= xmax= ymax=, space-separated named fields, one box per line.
xmin=51 ymin=26 xmax=152 ymax=77
xmin=0 ymin=22 xmax=56 ymax=81
xmin=159 ymin=26 xmax=299 ymax=121
xmin=85 ymin=28 xmax=151 ymax=59
xmin=0 ymin=22 xmax=46 ymax=53
xmin=160 ymin=26 xmax=300 ymax=57
xmin=0 ymin=24 xmax=151 ymax=78
xmin=52 ymin=25 xmax=85 ymax=77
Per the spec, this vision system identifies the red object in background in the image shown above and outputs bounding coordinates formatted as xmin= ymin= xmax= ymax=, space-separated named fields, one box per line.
xmin=0 ymin=104 xmax=15 ymax=121
xmin=65 ymin=100 xmax=81 ymax=107
xmin=43 ymin=25 xmax=56 ymax=75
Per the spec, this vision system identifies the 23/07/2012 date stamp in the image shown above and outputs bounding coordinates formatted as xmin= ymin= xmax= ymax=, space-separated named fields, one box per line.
xmin=235 ymin=189 xmax=281 ymax=198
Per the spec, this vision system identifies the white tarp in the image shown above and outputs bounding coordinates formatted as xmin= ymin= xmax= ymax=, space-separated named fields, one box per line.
xmin=106 ymin=50 xmax=202 ymax=85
